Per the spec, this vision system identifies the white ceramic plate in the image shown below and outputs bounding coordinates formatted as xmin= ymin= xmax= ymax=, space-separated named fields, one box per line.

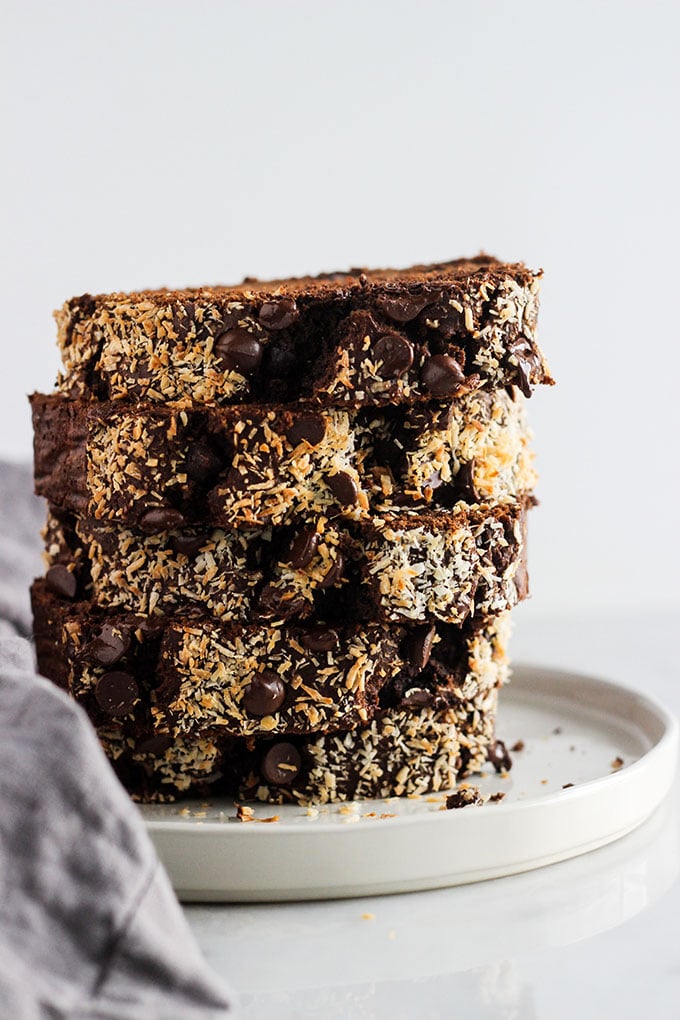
xmin=141 ymin=665 xmax=678 ymax=902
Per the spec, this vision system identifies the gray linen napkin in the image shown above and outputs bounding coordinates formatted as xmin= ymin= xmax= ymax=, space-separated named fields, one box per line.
xmin=0 ymin=462 xmax=233 ymax=1018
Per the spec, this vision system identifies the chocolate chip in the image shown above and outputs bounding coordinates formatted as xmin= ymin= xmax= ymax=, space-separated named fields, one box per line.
xmin=327 ymin=471 xmax=358 ymax=506
xmin=45 ymin=564 xmax=77 ymax=600
xmin=421 ymin=354 xmax=465 ymax=396
xmin=185 ymin=442 xmax=223 ymax=482
xmin=286 ymin=414 xmax=326 ymax=448
xmin=424 ymin=302 xmax=464 ymax=338
xmin=215 ymin=328 xmax=263 ymax=375
xmin=376 ymin=292 xmax=433 ymax=323
xmin=454 ymin=460 xmax=479 ymax=502
xmin=506 ymin=336 xmax=540 ymax=398
xmin=258 ymin=298 xmax=299 ymax=330
xmin=373 ymin=333 xmax=414 ymax=379
xmin=95 ymin=671 xmax=139 ymax=717
xmin=286 ymin=527 xmax=319 ymax=569
xmin=257 ymin=585 xmax=308 ymax=619
xmin=135 ymin=733 xmax=173 ymax=756
xmin=299 ymin=627 xmax=339 ymax=652
xmin=171 ymin=533 xmax=208 ymax=558
xmin=139 ymin=507 xmax=186 ymax=533
xmin=243 ymin=669 xmax=287 ymax=717
xmin=260 ymin=741 xmax=301 ymax=785
xmin=405 ymin=624 xmax=436 ymax=673
xmin=318 ymin=552 xmax=345 ymax=590
xmin=87 ymin=624 xmax=131 ymax=666
xmin=487 ymin=739 xmax=513 ymax=773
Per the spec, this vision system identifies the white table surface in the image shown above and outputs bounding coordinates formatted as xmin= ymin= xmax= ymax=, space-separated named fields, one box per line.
xmin=183 ymin=610 xmax=680 ymax=1019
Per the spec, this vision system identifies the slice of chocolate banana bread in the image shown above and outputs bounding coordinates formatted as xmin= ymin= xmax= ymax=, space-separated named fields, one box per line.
xmin=31 ymin=580 xmax=509 ymax=745
xmin=42 ymin=499 xmax=528 ymax=625
xmin=31 ymin=389 xmax=536 ymax=527
xmin=55 ymin=257 xmax=551 ymax=408
xmin=32 ymin=254 xmax=548 ymax=808
xmin=98 ymin=687 xmax=500 ymax=805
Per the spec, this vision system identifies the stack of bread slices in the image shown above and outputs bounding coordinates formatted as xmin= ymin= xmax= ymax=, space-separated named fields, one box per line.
xmin=30 ymin=257 xmax=552 ymax=805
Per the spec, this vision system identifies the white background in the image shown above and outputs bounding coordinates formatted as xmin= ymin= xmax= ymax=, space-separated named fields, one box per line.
xmin=2 ymin=0 xmax=679 ymax=615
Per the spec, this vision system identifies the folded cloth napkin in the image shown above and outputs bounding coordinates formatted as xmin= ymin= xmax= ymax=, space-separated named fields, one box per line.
xmin=0 ymin=462 xmax=45 ymax=638
xmin=0 ymin=462 xmax=233 ymax=1018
